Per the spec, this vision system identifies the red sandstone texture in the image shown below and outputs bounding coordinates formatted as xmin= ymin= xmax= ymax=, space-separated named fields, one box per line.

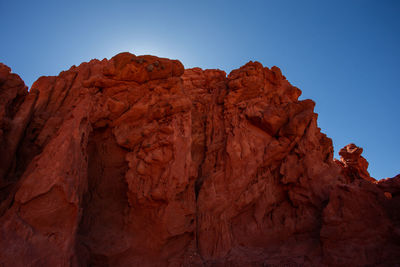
xmin=0 ymin=53 xmax=399 ymax=266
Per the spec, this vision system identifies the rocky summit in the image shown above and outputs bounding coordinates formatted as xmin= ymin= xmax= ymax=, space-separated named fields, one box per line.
xmin=0 ymin=53 xmax=399 ymax=266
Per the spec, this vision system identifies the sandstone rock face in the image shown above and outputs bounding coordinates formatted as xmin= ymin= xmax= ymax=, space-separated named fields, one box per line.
xmin=336 ymin=143 xmax=375 ymax=182
xmin=0 ymin=53 xmax=399 ymax=266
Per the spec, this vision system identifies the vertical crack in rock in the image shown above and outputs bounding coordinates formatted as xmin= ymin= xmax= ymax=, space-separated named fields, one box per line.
xmin=193 ymin=109 xmax=208 ymax=263
xmin=56 ymin=71 xmax=78 ymax=112
xmin=194 ymin=120 xmax=207 ymax=200
xmin=182 ymin=67 xmax=229 ymax=263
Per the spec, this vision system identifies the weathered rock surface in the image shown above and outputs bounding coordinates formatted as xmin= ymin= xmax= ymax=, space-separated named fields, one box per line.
xmin=0 ymin=53 xmax=399 ymax=266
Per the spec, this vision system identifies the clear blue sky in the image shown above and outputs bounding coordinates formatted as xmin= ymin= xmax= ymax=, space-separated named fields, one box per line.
xmin=1 ymin=0 xmax=399 ymax=179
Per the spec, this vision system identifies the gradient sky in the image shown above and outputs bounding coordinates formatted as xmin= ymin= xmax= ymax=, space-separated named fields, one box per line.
xmin=1 ymin=0 xmax=399 ymax=179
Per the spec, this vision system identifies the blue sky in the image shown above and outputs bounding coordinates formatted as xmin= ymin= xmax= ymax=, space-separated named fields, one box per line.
xmin=1 ymin=0 xmax=399 ymax=179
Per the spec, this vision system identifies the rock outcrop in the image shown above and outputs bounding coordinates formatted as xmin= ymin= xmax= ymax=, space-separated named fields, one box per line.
xmin=0 ymin=53 xmax=399 ymax=266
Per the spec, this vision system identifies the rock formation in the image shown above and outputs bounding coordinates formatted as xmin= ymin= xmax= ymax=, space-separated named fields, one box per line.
xmin=0 ymin=53 xmax=399 ymax=266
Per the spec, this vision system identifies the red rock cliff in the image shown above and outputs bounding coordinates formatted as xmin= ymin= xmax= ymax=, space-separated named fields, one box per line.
xmin=0 ymin=53 xmax=399 ymax=266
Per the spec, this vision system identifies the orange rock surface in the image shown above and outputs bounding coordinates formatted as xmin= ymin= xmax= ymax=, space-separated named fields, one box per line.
xmin=0 ymin=53 xmax=399 ymax=266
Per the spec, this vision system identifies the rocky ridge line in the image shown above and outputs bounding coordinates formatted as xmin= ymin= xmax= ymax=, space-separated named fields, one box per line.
xmin=0 ymin=53 xmax=399 ymax=266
